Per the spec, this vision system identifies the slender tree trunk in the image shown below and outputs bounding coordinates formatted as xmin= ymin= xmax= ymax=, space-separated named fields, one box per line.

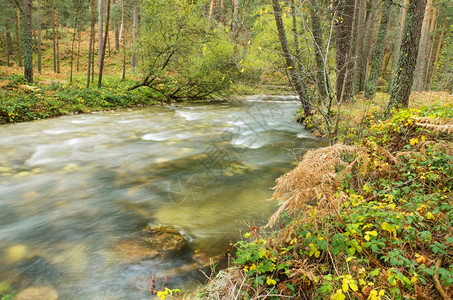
xmin=220 ymin=0 xmax=225 ymax=25
xmin=51 ymin=0 xmax=57 ymax=72
xmin=23 ymin=0 xmax=33 ymax=83
xmin=387 ymin=0 xmax=427 ymax=113
xmin=87 ymin=0 xmax=96 ymax=87
xmin=70 ymin=1 xmax=80 ymax=83
xmin=352 ymin=0 xmax=366 ymax=94
xmin=98 ymin=0 xmax=103 ymax=71
xmin=334 ymin=0 xmax=355 ymax=102
xmin=121 ymin=0 xmax=126 ymax=81
xmin=131 ymin=5 xmax=139 ymax=70
xmin=359 ymin=0 xmax=378 ymax=91
xmin=5 ymin=24 xmax=12 ymax=67
xmin=56 ymin=8 xmax=60 ymax=73
xmin=364 ymin=0 xmax=392 ymax=99
xmin=209 ymin=0 xmax=216 ymax=21
xmin=77 ymin=24 xmax=81 ymax=72
xmin=290 ymin=0 xmax=302 ymax=72
xmin=98 ymin=0 xmax=111 ymax=87
xmin=272 ymin=0 xmax=312 ymax=117
xmin=423 ymin=3 xmax=437 ymax=90
xmin=16 ymin=8 xmax=23 ymax=68
xmin=309 ymin=0 xmax=328 ymax=98
xmin=428 ymin=16 xmax=446 ymax=88
xmin=391 ymin=0 xmax=408 ymax=77
xmin=37 ymin=0 xmax=42 ymax=73
xmin=412 ymin=0 xmax=432 ymax=91
xmin=231 ymin=0 xmax=239 ymax=34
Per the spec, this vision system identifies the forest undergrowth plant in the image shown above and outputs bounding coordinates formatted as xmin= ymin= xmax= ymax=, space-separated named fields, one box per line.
xmin=213 ymin=105 xmax=453 ymax=300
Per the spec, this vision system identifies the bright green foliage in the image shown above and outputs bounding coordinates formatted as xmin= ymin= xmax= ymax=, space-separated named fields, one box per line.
xmin=137 ymin=0 xmax=244 ymax=100
xmin=233 ymin=106 xmax=453 ymax=299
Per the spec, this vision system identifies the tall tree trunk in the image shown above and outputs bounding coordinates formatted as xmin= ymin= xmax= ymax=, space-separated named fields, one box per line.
xmin=428 ymin=16 xmax=445 ymax=88
xmin=364 ymin=0 xmax=392 ymax=99
xmin=77 ymin=23 xmax=81 ymax=72
xmin=16 ymin=8 xmax=23 ymax=68
xmin=87 ymin=0 xmax=96 ymax=88
xmin=51 ymin=0 xmax=57 ymax=72
xmin=209 ymin=0 xmax=216 ymax=21
xmin=5 ymin=24 xmax=12 ymax=67
xmin=220 ymin=0 xmax=225 ymax=25
xmin=98 ymin=0 xmax=111 ymax=87
xmin=290 ymin=0 xmax=302 ymax=72
xmin=334 ymin=0 xmax=355 ymax=102
xmin=23 ymin=0 xmax=33 ymax=83
xmin=231 ymin=0 xmax=239 ymax=34
xmin=412 ymin=0 xmax=432 ymax=91
xmin=70 ymin=0 xmax=81 ymax=83
xmin=37 ymin=0 xmax=42 ymax=73
xmin=272 ymin=0 xmax=312 ymax=118
xmin=310 ymin=0 xmax=329 ymax=98
xmin=387 ymin=0 xmax=427 ymax=113
xmin=55 ymin=8 xmax=60 ymax=73
xmin=121 ymin=0 xmax=126 ymax=81
xmin=113 ymin=0 xmax=119 ymax=51
xmin=359 ymin=0 xmax=378 ymax=91
xmin=352 ymin=0 xmax=366 ymax=94
xmin=423 ymin=3 xmax=437 ymax=90
xmin=131 ymin=5 xmax=139 ymax=70
xmin=98 ymin=0 xmax=103 ymax=71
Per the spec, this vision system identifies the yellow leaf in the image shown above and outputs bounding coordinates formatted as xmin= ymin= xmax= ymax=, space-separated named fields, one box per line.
xmin=244 ymin=232 xmax=250 ymax=238
xmin=426 ymin=211 xmax=435 ymax=220
xmin=332 ymin=289 xmax=346 ymax=300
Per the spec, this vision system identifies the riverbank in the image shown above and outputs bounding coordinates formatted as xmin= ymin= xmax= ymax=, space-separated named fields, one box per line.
xmin=196 ymin=95 xmax=453 ymax=299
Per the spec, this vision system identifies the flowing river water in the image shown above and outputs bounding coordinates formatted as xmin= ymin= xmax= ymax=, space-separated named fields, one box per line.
xmin=0 ymin=96 xmax=326 ymax=299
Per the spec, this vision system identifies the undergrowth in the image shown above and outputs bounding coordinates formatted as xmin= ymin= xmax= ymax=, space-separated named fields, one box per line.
xmin=0 ymin=75 xmax=158 ymax=124
xmin=202 ymin=105 xmax=453 ymax=299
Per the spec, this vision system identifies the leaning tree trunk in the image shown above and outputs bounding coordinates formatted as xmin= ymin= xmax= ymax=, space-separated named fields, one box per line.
xmin=272 ymin=0 xmax=312 ymax=118
xmin=37 ymin=0 xmax=42 ymax=73
xmin=387 ymin=0 xmax=427 ymax=114
xmin=23 ymin=0 xmax=33 ymax=83
xmin=364 ymin=0 xmax=392 ymax=100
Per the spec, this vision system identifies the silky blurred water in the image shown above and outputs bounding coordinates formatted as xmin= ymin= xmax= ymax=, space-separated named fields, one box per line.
xmin=0 ymin=96 xmax=326 ymax=299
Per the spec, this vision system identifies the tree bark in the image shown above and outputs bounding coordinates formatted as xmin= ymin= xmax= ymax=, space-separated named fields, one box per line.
xmin=16 ymin=8 xmax=23 ymax=68
xmin=364 ymin=0 xmax=392 ymax=99
xmin=391 ymin=0 xmax=408 ymax=77
xmin=352 ymin=0 xmax=366 ymax=94
xmin=37 ymin=0 xmax=42 ymax=73
xmin=272 ymin=0 xmax=312 ymax=118
xmin=428 ymin=16 xmax=446 ymax=88
xmin=359 ymin=0 xmax=378 ymax=91
xmin=87 ymin=0 xmax=96 ymax=87
xmin=70 ymin=0 xmax=81 ymax=83
xmin=231 ymin=0 xmax=239 ymax=34
xmin=51 ymin=0 xmax=57 ymax=72
xmin=387 ymin=0 xmax=428 ymax=113
xmin=55 ymin=8 xmax=60 ymax=73
xmin=423 ymin=3 xmax=437 ymax=90
xmin=334 ymin=0 xmax=355 ymax=102
xmin=121 ymin=0 xmax=126 ymax=81
xmin=309 ymin=0 xmax=328 ymax=99
xmin=23 ymin=0 xmax=33 ymax=83
xmin=98 ymin=0 xmax=104 ymax=71
xmin=5 ymin=24 xmax=12 ymax=67
xmin=412 ymin=0 xmax=432 ymax=91
xmin=209 ymin=0 xmax=216 ymax=21
xmin=131 ymin=5 xmax=139 ymax=69
xmin=220 ymin=0 xmax=225 ymax=25
xmin=98 ymin=0 xmax=111 ymax=87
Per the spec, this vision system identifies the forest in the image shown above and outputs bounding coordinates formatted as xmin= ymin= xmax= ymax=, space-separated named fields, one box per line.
xmin=0 ymin=0 xmax=452 ymax=299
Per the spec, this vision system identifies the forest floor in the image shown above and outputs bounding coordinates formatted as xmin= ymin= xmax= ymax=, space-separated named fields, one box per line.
xmin=191 ymin=92 xmax=453 ymax=300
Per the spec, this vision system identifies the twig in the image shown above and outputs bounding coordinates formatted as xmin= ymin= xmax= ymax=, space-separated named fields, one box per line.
xmin=433 ymin=259 xmax=451 ymax=300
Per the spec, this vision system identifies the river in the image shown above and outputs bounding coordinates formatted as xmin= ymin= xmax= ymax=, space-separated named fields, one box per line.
xmin=0 ymin=96 xmax=326 ymax=299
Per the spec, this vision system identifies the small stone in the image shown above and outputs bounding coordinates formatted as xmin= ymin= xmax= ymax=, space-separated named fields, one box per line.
xmin=5 ymin=245 xmax=27 ymax=264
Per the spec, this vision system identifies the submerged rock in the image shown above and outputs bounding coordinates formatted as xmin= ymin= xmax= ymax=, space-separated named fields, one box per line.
xmin=13 ymin=286 xmax=58 ymax=300
xmin=114 ymin=225 xmax=187 ymax=264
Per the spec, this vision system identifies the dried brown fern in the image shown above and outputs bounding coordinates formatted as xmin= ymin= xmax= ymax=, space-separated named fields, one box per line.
xmin=267 ymin=145 xmax=369 ymax=227
xmin=415 ymin=122 xmax=453 ymax=135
